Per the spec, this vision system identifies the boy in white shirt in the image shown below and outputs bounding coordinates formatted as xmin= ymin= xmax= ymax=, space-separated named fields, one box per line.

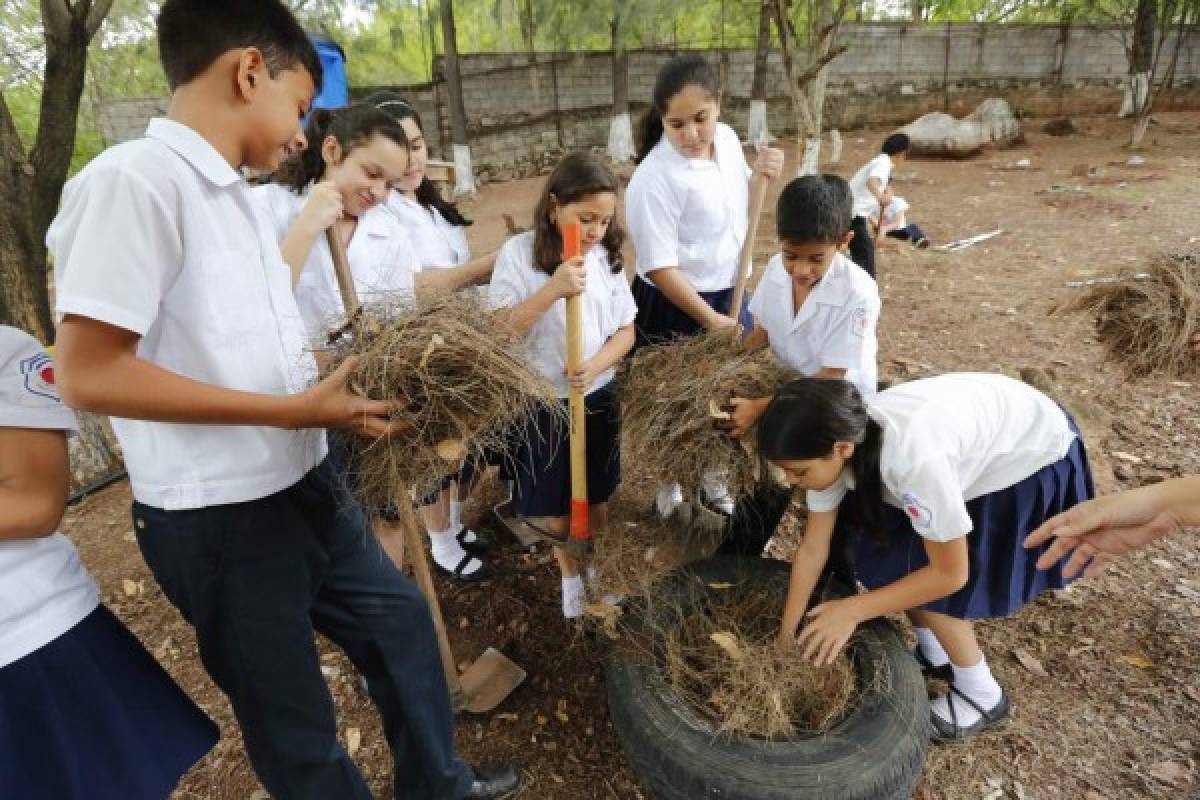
xmin=46 ymin=2 xmax=519 ymax=798
xmin=846 ymin=132 xmax=911 ymax=278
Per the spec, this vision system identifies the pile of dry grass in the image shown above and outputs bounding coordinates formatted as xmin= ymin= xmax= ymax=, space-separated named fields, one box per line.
xmin=620 ymin=332 xmax=794 ymax=499
xmin=1057 ymin=247 xmax=1200 ymax=378
xmin=589 ymin=511 xmax=725 ymax=603
xmin=658 ymin=587 xmax=856 ymax=738
xmin=327 ymin=291 xmax=561 ymax=514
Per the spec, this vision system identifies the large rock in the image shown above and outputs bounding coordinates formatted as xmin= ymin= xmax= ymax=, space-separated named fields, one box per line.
xmin=899 ymin=98 xmax=1022 ymax=158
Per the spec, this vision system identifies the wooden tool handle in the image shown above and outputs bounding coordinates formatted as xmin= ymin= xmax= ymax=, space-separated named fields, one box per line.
xmin=402 ymin=515 xmax=463 ymax=697
xmin=561 ymin=223 xmax=589 ymax=543
xmin=325 ymin=226 xmax=360 ymax=315
xmin=729 ymin=172 xmax=771 ymax=327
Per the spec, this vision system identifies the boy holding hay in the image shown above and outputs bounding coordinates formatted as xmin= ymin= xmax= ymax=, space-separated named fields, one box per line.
xmin=488 ymin=152 xmax=636 ymax=620
xmin=46 ymin=1 xmax=519 ymax=797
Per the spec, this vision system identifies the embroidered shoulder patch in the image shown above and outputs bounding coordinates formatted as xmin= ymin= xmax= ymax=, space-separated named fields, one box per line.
xmin=900 ymin=492 xmax=932 ymax=528
xmin=851 ymin=307 xmax=871 ymax=338
xmin=19 ymin=352 xmax=60 ymax=403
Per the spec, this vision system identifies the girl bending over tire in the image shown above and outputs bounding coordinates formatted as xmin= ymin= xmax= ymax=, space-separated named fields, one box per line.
xmin=758 ymin=373 xmax=1094 ymax=740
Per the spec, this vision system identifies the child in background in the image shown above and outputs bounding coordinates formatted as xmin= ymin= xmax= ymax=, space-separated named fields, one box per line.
xmin=625 ymin=53 xmax=784 ymax=517
xmin=255 ymin=103 xmax=493 ymax=582
xmin=847 ymin=132 xmax=911 ymax=277
xmin=872 ymin=195 xmax=930 ymax=249
xmin=0 ymin=325 xmax=217 ymax=799
xmin=47 ymin=1 xmax=519 ymax=796
xmin=757 ymin=374 xmax=1093 ymax=740
xmin=488 ymin=152 xmax=636 ymax=619
xmin=369 ymin=90 xmax=499 ymax=567
xmin=718 ymin=175 xmax=880 ymax=571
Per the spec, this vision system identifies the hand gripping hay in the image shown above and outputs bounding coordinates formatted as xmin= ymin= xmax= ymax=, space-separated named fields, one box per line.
xmin=327 ymin=291 xmax=561 ymax=515
xmin=1055 ymin=247 xmax=1200 ymax=378
xmin=620 ymin=331 xmax=795 ymax=499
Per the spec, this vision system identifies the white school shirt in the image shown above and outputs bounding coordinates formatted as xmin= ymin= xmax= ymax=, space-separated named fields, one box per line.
xmin=625 ymin=122 xmax=751 ymax=292
xmin=748 ymin=252 xmax=880 ymax=401
xmin=877 ymin=196 xmax=910 ymax=226
xmin=0 ymin=327 xmax=100 ymax=668
xmin=488 ymin=231 xmax=637 ymax=398
xmin=254 ymin=183 xmax=421 ymax=341
xmin=849 ymin=153 xmax=894 ymax=219
xmin=48 ymin=118 xmax=326 ymax=511
xmin=385 ymin=191 xmax=471 ymax=268
xmin=806 ymin=373 xmax=1075 ymax=542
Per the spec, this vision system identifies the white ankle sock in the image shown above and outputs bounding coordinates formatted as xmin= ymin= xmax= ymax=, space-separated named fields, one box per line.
xmin=931 ymin=654 xmax=1003 ymax=728
xmin=562 ymin=575 xmax=586 ymax=619
xmin=449 ymin=499 xmax=466 ymax=528
xmin=428 ymin=528 xmax=481 ymax=575
xmin=915 ymin=627 xmax=950 ymax=667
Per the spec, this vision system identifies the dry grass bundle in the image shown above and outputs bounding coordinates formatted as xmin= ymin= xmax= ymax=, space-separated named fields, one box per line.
xmin=620 ymin=332 xmax=794 ymax=499
xmin=659 ymin=588 xmax=856 ymax=738
xmin=589 ymin=512 xmax=725 ymax=602
xmin=327 ymin=291 xmax=561 ymax=513
xmin=1057 ymin=247 xmax=1200 ymax=377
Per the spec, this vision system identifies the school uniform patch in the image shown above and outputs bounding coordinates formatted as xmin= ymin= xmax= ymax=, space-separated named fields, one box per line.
xmin=851 ymin=307 xmax=870 ymax=337
xmin=19 ymin=352 xmax=60 ymax=402
xmin=901 ymin=493 xmax=932 ymax=528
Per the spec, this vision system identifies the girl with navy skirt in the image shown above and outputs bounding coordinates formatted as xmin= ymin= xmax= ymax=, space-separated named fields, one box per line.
xmin=488 ymin=153 xmax=636 ymax=619
xmin=757 ymin=373 xmax=1093 ymax=740
xmin=625 ymin=53 xmax=783 ymax=516
xmin=0 ymin=326 xmax=217 ymax=799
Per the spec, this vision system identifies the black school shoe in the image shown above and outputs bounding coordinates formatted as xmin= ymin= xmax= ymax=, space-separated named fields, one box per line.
xmin=456 ymin=527 xmax=496 ymax=556
xmin=435 ymin=552 xmax=496 ymax=583
xmin=930 ymin=686 xmax=1011 ymax=742
xmin=913 ymin=647 xmax=954 ymax=683
xmin=465 ymin=763 xmax=523 ymax=799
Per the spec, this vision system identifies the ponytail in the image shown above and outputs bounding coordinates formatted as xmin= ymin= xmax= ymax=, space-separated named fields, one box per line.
xmin=635 ymin=53 xmax=721 ymax=164
xmin=272 ymin=103 xmax=408 ymax=194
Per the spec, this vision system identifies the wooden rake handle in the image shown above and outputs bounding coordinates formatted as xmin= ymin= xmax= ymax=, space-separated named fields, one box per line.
xmin=729 ymin=172 xmax=771 ymax=326
xmin=561 ymin=222 xmax=589 ymax=545
xmin=325 ymin=226 xmax=361 ymax=316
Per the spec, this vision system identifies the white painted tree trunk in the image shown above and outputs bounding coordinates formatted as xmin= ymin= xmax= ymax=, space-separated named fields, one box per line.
xmin=747 ymin=99 xmax=770 ymax=146
xmin=797 ymin=135 xmax=821 ymax=176
xmin=607 ymin=111 xmax=636 ymax=163
xmin=828 ymin=129 xmax=843 ymax=164
xmin=1118 ymin=72 xmax=1150 ymax=118
xmin=452 ymin=144 xmax=476 ymax=196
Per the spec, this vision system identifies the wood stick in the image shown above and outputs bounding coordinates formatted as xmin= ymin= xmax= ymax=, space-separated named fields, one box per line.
xmin=561 ymin=223 xmax=589 ymax=547
xmin=730 ymin=172 xmax=771 ymax=325
xmin=402 ymin=514 xmax=463 ymax=698
xmin=325 ymin=226 xmax=360 ymax=316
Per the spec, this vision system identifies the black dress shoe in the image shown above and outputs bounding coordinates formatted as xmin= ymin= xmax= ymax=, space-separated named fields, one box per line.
xmin=434 ymin=553 xmax=496 ymax=583
xmin=464 ymin=763 xmax=522 ymax=799
xmin=456 ymin=526 xmax=496 ymax=556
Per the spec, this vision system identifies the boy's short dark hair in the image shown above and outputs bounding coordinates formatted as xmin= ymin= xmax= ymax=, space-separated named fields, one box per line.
xmin=157 ymin=0 xmax=322 ymax=92
xmin=776 ymin=175 xmax=853 ymax=244
xmin=881 ymin=133 xmax=911 ymax=156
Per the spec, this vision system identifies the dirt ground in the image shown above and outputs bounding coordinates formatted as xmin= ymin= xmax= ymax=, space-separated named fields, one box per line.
xmin=63 ymin=111 xmax=1200 ymax=800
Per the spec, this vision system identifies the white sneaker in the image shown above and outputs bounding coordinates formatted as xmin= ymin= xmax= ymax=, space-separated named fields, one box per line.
xmin=703 ymin=483 xmax=736 ymax=516
xmin=655 ymin=483 xmax=684 ymax=518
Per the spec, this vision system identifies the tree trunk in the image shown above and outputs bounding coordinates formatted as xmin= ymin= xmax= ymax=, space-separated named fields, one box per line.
xmin=748 ymin=0 xmax=772 ymax=145
xmin=439 ymin=0 xmax=476 ymax=195
xmin=69 ymin=411 xmax=124 ymax=493
xmin=1120 ymin=0 xmax=1157 ymax=118
xmin=607 ymin=0 xmax=635 ymax=163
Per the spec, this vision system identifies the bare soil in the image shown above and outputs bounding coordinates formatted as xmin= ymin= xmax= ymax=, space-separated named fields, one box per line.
xmin=63 ymin=111 xmax=1200 ymax=800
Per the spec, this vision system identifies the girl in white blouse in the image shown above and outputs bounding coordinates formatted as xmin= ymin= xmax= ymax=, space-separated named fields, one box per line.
xmin=488 ymin=153 xmax=636 ymax=619
xmin=758 ymin=374 xmax=1094 ymax=740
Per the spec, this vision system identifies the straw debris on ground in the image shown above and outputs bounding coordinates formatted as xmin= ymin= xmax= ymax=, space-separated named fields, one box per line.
xmin=325 ymin=291 xmax=561 ymax=515
xmin=1056 ymin=246 xmax=1200 ymax=378
xmin=588 ymin=511 xmax=725 ymax=603
xmin=656 ymin=587 xmax=857 ymax=738
xmin=620 ymin=331 xmax=795 ymax=500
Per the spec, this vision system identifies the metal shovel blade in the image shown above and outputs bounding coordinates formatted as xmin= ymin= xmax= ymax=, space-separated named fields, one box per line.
xmin=492 ymin=499 xmax=557 ymax=550
xmin=458 ymin=647 xmax=527 ymax=714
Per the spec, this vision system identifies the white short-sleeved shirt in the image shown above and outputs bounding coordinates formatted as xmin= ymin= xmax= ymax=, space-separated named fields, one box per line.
xmin=488 ymin=231 xmax=637 ymax=397
xmin=48 ymin=118 xmax=326 ymax=511
xmin=385 ymin=191 xmax=471 ymax=269
xmin=806 ymin=373 xmax=1075 ymax=542
xmin=749 ymin=252 xmax=880 ymax=400
xmin=0 ymin=327 xmax=100 ymax=668
xmin=625 ymin=122 xmax=751 ymax=292
xmin=849 ymin=153 xmax=894 ymax=219
xmin=255 ymin=183 xmax=421 ymax=341
xmin=877 ymin=195 xmax=909 ymax=225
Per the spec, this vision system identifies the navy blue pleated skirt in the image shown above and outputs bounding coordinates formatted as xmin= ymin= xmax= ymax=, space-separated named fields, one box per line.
xmin=509 ymin=383 xmax=621 ymax=518
xmin=850 ymin=422 xmax=1095 ymax=620
xmin=632 ymin=276 xmax=753 ymax=349
xmin=0 ymin=605 xmax=218 ymax=800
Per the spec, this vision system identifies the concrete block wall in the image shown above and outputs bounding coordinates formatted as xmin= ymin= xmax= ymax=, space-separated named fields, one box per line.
xmin=99 ymin=22 xmax=1199 ymax=171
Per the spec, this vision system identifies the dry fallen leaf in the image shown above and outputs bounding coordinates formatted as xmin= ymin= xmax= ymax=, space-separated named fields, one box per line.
xmin=707 ymin=582 xmax=735 ymax=590
xmin=436 ymin=438 xmax=467 ymax=462
xmin=121 ymin=578 xmax=139 ymax=597
xmin=1147 ymin=760 xmax=1190 ymax=786
xmin=709 ymin=631 xmax=745 ymax=662
xmin=554 ymin=698 xmax=570 ymax=724
xmin=345 ymin=727 xmax=361 ymax=756
xmin=1119 ymin=654 xmax=1155 ymax=669
xmin=1013 ymin=648 xmax=1049 ymax=677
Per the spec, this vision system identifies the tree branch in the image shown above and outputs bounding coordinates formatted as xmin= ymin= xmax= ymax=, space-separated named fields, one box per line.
xmin=793 ymin=42 xmax=848 ymax=88
xmin=86 ymin=0 xmax=117 ymax=36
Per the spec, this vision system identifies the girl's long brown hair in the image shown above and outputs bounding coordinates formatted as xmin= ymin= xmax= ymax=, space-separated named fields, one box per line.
xmin=531 ymin=152 xmax=625 ymax=275
xmin=272 ymin=104 xmax=408 ymax=193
